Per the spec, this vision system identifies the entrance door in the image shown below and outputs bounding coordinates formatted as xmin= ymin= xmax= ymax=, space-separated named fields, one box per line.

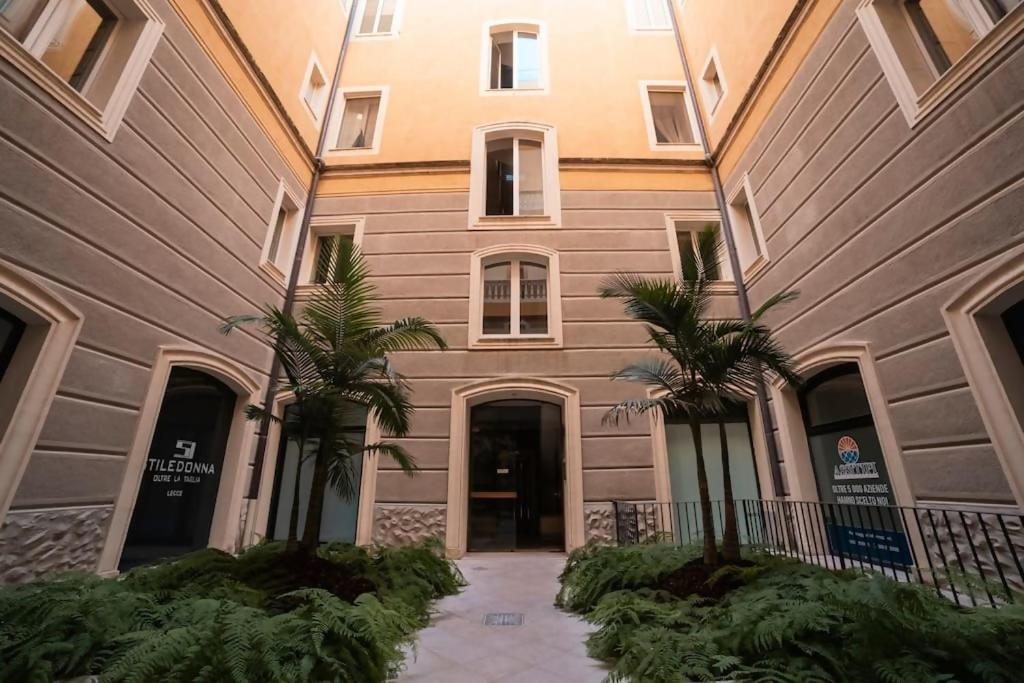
xmin=120 ymin=368 xmax=235 ymax=570
xmin=468 ymin=399 xmax=564 ymax=551
xmin=266 ymin=403 xmax=367 ymax=544
xmin=800 ymin=364 xmax=912 ymax=566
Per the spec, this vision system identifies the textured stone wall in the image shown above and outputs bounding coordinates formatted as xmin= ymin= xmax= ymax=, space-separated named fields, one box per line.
xmin=372 ymin=504 xmax=446 ymax=546
xmin=584 ymin=502 xmax=617 ymax=545
xmin=916 ymin=508 xmax=1024 ymax=595
xmin=0 ymin=506 xmax=113 ymax=582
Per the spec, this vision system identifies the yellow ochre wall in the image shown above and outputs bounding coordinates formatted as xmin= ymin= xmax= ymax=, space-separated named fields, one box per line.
xmin=335 ymin=0 xmax=703 ymax=165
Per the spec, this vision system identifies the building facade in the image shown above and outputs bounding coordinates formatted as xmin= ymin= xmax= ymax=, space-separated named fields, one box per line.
xmin=0 ymin=0 xmax=1021 ymax=580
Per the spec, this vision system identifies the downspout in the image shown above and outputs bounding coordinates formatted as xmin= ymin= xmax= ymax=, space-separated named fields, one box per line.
xmin=668 ymin=9 xmax=787 ymax=498
xmin=246 ymin=6 xmax=357 ymax=500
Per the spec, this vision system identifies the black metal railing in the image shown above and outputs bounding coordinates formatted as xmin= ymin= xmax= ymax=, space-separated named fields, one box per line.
xmin=613 ymin=499 xmax=1024 ymax=607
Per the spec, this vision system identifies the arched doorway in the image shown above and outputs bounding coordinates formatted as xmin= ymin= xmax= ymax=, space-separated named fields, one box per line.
xmin=467 ymin=399 xmax=565 ymax=551
xmin=799 ymin=363 xmax=911 ymax=565
xmin=119 ymin=368 xmax=236 ymax=570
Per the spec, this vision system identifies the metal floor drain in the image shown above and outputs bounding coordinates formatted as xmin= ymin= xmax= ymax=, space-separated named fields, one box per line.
xmin=483 ymin=612 xmax=524 ymax=626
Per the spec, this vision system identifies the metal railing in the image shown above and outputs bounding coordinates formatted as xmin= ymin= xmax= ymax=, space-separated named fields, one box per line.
xmin=613 ymin=499 xmax=1024 ymax=607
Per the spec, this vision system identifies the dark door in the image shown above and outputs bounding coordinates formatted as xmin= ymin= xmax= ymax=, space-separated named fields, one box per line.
xmin=468 ymin=400 xmax=564 ymax=551
xmin=799 ymin=364 xmax=911 ymax=566
xmin=120 ymin=368 xmax=235 ymax=570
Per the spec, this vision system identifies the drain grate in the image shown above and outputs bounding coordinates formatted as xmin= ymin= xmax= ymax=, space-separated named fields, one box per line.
xmin=483 ymin=612 xmax=524 ymax=626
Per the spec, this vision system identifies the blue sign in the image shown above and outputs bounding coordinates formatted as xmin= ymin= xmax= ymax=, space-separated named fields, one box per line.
xmin=826 ymin=523 xmax=913 ymax=567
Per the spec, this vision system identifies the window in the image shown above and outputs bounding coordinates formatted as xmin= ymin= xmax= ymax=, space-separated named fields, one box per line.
xmin=0 ymin=0 xmax=163 ymax=140
xmin=665 ymin=213 xmax=734 ymax=284
xmin=357 ymin=0 xmax=398 ymax=36
xmin=857 ymin=0 xmax=1022 ymax=124
xmin=640 ymin=82 xmax=699 ymax=150
xmin=297 ymin=219 xmax=365 ymax=287
xmin=326 ymin=88 xmax=387 ymax=155
xmin=629 ymin=0 xmax=671 ymax=30
xmin=300 ymin=54 xmax=328 ymax=121
xmin=700 ymin=49 xmax=726 ymax=115
xmin=727 ymin=174 xmax=769 ymax=276
xmin=488 ymin=27 xmax=540 ymax=90
xmin=0 ymin=307 xmax=25 ymax=385
xmin=260 ymin=182 xmax=301 ymax=281
xmin=470 ymin=247 xmax=563 ymax=347
xmin=470 ymin=123 xmax=561 ymax=227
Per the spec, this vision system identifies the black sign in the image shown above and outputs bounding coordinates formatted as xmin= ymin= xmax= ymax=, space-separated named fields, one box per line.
xmin=120 ymin=368 xmax=235 ymax=570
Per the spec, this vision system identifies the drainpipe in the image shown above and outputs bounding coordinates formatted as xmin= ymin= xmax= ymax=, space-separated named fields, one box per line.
xmin=668 ymin=10 xmax=787 ymax=498
xmin=246 ymin=6 xmax=357 ymax=500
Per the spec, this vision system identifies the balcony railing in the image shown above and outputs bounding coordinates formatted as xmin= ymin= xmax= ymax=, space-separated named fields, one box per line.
xmin=483 ymin=279 xmax=547 ymax=301
xmin=613 ymin=499 xmax=1024 ymax=607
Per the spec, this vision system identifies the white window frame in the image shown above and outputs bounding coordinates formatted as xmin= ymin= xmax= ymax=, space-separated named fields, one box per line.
xmin=639 ymin=80 xmax=701 ymax=151
xmin=726 ymin=173 xmax=770 ymax=279
xmin=0 ymin=0 xmax=164 ymax=141
xmin=699 ymin=46 xmax=727 ymax=118
xmin=479 ymin=19 xmax=549 ymax=95
xmin=664 ymin=211 xmax=735 ymax=291
xmin=299 ymin=52 xmax=328 ymax=123
xmin=324 ymin=85 xmax=389 ymax=158
xmin=468 ymin=121 xmax=562 ymax=229
xmin=259 ymin=180 xmax=303 ymax=284
xmin=856 ymin=0 xmax=1023 ymax=126
xmin=626 ymin=0 xmax=672 ymax=31
xmin=469 ymin=244 xmax=563 ymax=349
xmin=297 ymin=216 xmax=366 ymax=291
xmin=353 ymin=0 xmax=403 ymax=39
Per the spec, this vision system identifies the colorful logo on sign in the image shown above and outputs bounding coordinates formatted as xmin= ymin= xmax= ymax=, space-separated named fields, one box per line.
xmin=837 ymin=436 xmax=859 ymax=464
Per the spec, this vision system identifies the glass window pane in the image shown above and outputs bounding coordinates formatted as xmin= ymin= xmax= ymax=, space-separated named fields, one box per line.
xmin=377 ymin=0 xmax=396 ymax=32
xmin=908 ymin=0 xmax=980 ymax=72
xmin=0 ymin=0 xmax=49 ymax=40
xmin=485 ymin=139 xmax=514 ymax=215
xmin=359 ymin=0 xmax=379 ymax=33
xmin=492 ymin=31 xmax=513 ymax=89
xmin=0 ymin=307 xmax=25 ymax=384
xmin=649 ymin=90 xmax=694 ymax=144
xmin=803 ymin=368 xmax=873 ymax=427
xmin=39 ymin=0 xmax=116 ymax=91
xmin=646 ymin=0 xmax=670 ymax=27
xmin=518 ymin=139 xmax=544 ymax=216
xmin=516 ymin=32 xmax=540 ymax=88
xmin=267 ymin=207 xmax=288 ymax=264
xmin=482 ymin=262 xmax=512 ymax=334
xmin=519 ymin=261 xmax=547 ymax=335
xmin=315 ymin=234 xmax=353 ymax=283
xmin=337 ymin=96 xmax=380 ymax=149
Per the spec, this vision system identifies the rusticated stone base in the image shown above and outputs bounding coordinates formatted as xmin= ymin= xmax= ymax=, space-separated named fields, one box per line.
xmin=372 ymin=504 xmax=446 ymax=547
xmin=0 ymin=505 xmax=113 ymax=583
xmin=584 ymin=502 xmax=617 ymax=545
xmin=916 ymin=507 xmax=1024 ymax=594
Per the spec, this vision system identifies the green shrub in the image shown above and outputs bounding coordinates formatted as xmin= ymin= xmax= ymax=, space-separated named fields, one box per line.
xmin=560 ymin=544 xmax=1024 ymax=683
xmin=0 ymin=541 xmax=462 ymax=682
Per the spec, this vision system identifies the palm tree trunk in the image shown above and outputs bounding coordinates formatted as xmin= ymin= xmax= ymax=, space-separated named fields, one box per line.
xmin=299 ymin=440 xmax=330 ymax=556
xmin=719 ymin=420 xmax=742 ymax=563
xmin=689 ymin=415 xmax=718 ymax=567
xmin=286 ymin=436 xmax=305 ymax=553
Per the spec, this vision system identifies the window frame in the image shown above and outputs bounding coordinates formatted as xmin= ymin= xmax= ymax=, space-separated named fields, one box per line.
xmin=299 ymin=52 xmax=328 ymax=123
xmin=0 ymin=0 xmax=164 ymax=141
xmin=353 ymin=0 xmax=402 ymax=38
xmin=664 ymin=211 xmax=736 ymax=291
xmin=324 ymin=86 xmax=389 ymax=158
xmin=468 ymin=122 xmax=561 ymax=229
xmin=259 ymin=180 xmax=303 ymax=284
xmin=726 ymin=173 xmax=770 ymax=279
xmin=699 ymin=46 xmax=727 ymax=118
xmin=479 ymin=19 xmax=549 ymax=95
xmin=469 ymin=245 xmax=563 ymax=349
xmin=639 ymin=80 xmax=701 ymax=151
xmin=856 ymin=0 xmax=1023 ymax=126
xmin=296 ymin=216 xmax=366 ymax=289
xmin=626 ymin=0 xmax=673 ymax=31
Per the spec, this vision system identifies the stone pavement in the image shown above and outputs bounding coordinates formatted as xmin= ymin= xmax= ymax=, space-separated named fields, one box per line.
xmin=397 ymin=552 xmax=610 ymax=682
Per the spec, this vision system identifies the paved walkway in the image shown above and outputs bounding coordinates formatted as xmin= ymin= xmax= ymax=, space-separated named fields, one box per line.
xmin=397 ymin=553 xmax=610 ymax=682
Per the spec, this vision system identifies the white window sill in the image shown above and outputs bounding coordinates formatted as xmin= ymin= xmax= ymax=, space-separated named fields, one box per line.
xmin=651 ymin=142 xmax=703 ymax=152
xmin=741 ymin=255 xmax=770 ymax=283
xmin=323 ymin=147 xmax=381 ymax=160
xmin=482 ymin=87 xmax=548 ymax=96
xmin=259 ymin=260 xmax=288 ymax=286
xmin=473 ymin=215 xmax=556 ymax=230
xmin=471 ymin=335 xmax=561 ymax=350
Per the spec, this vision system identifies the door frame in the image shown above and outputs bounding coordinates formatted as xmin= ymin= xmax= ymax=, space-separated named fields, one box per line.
xmin=446 ymin=377 xmax=584 ymax=558
xmin=97 ymin=346 xmax=261 ymax=576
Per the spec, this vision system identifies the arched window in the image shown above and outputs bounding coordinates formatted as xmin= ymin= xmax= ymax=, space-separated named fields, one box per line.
xmin=469 ymin=123 xmax=561 ymax=228
xmin=469 ymin=247 xmax=562 ymax=348
xmin=486 ymin=23 xmax=543 ymax=91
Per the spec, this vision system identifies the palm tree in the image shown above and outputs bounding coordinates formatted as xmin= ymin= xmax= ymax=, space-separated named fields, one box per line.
xmin=601 ymin=225 xmax=799 ymax=567
xmin=223 ymin=239 xmax=446 ymax=555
